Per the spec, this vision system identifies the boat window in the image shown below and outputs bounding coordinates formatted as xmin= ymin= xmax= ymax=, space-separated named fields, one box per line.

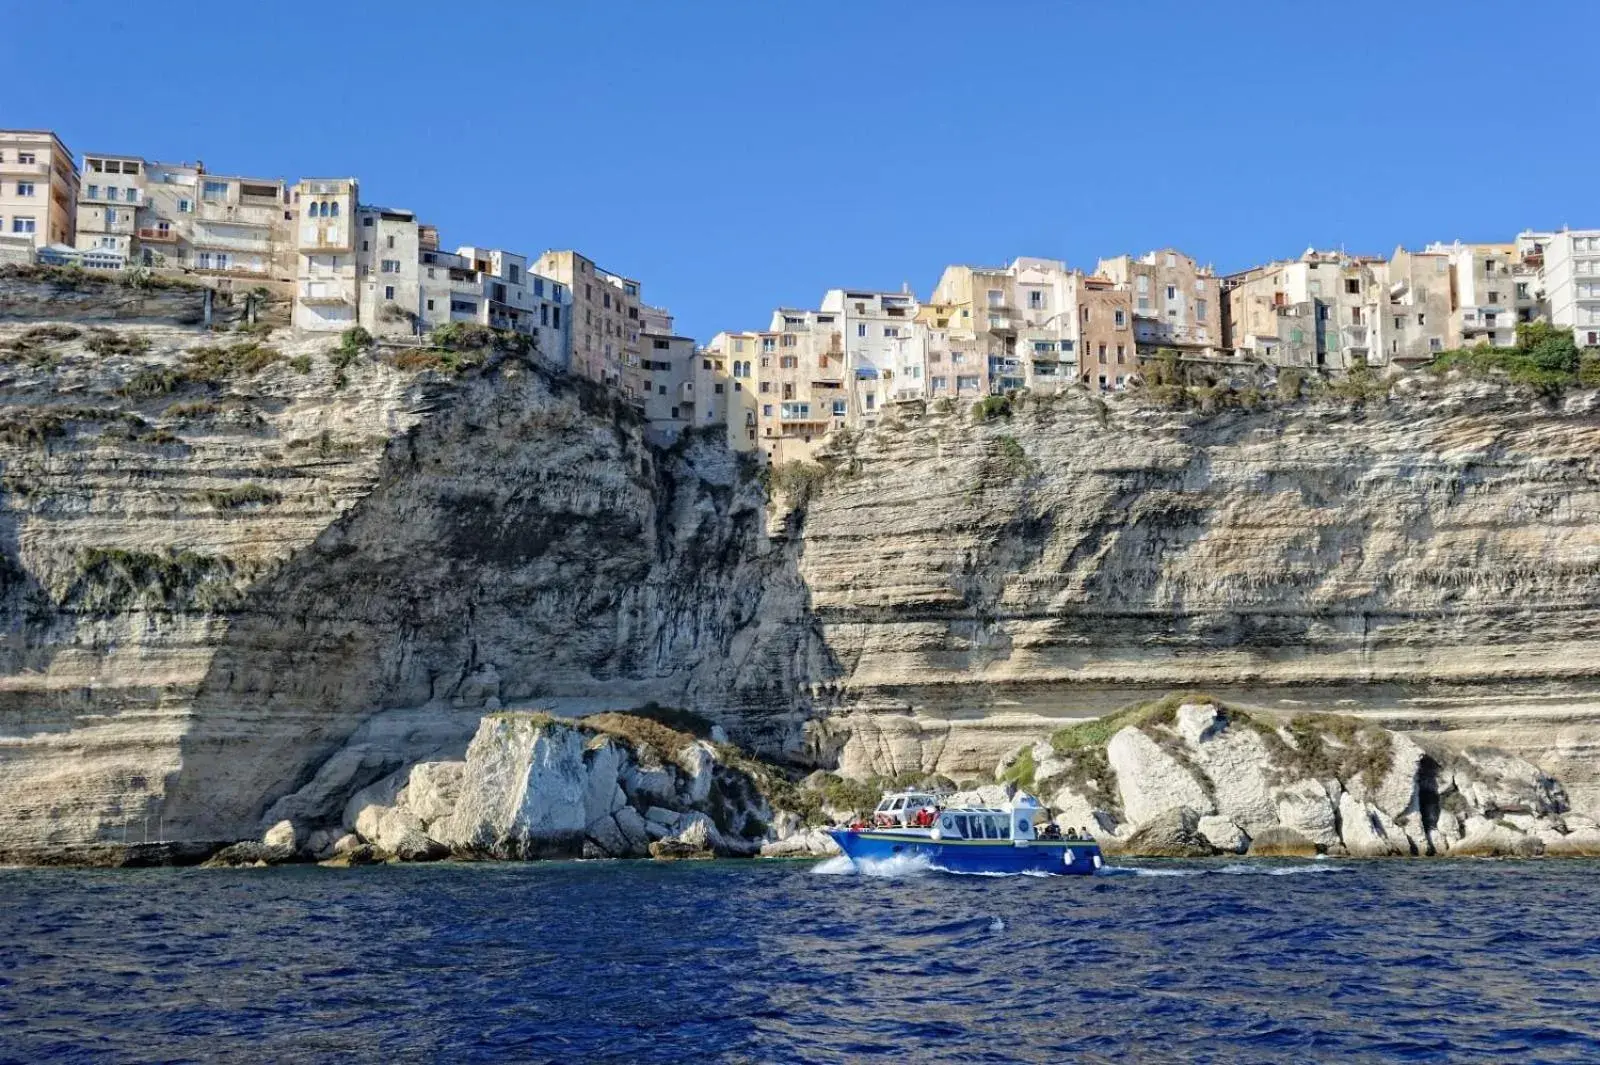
xmin=988 ymin=816 xmax=1003 ymax=839
xmin=997 ymin=817 xmax=1011 ymax=839
xmin=890 ymin=797 xmax=905 ymax=811
xmin=953 ymin=814 xmax=969 ymax=838
xmin=940 ymin=814 xmax=956 ymax=833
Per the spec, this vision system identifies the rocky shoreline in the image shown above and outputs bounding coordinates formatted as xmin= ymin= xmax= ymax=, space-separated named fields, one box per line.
xmin=181 ymin=694 xmax=1600 ymax=870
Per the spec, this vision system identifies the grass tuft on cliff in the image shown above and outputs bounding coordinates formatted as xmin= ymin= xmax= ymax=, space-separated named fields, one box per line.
xmin=582 ymin=708 xmax=705 ymax=758
xmin=201 ymin=482 xmax=282 ymax=511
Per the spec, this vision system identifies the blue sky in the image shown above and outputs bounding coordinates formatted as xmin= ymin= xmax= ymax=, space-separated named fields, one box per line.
xmin=6 ymin=1 xmax=1598 ymax=341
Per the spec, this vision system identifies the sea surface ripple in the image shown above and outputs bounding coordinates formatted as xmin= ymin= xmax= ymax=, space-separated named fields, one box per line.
xmin=3 ymin=857 xmax=1600 ymax=1063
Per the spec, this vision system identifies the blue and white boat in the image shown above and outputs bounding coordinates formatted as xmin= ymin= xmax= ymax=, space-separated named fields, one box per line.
xmin=827 ymin=790 xmax=1103 ymax=875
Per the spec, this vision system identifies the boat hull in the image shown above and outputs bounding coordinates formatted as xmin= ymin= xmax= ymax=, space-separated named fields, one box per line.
xmin=827 ymin=829 xmax=1103 ymax=875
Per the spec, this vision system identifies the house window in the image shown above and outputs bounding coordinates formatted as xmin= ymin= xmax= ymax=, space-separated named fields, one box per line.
xmin=1116 ymin=345 xmax=1125 ymax=364
xmin=363 ymin=217 xmax=375 ymax=227
xmin=714 ymin=383 xmax=725 ymax=394
xmin=1197 ymin=299 xmax=1208 ymax=320
xmin=381 ymin=260 xmax=400 ymax=273
xmin=13 ymin=181 xmax=33 ymax=197
xmin=1345 ymin=279 xmax=1361 ymax=294
xmin=202 ymin=180 xmax=228 ymax=200
xmin=17 ymin=153 xmax=34 ymax=164
xmin=426 ymin=299 xmax=435 ymax=311
xmin=86 ymin=185 xmax=99 ymax=199
xmin=384 ymin=286 xmax=395 ymax=300
xmin=883 ymin=326 xmax=899 ymax=337
xmin=1166 ymin=285 xmax=1177 ymax=301
xmin=178 ymin=199 xmax=192 ymax=213
xmin=11 ymin=217 xmax=35 ymax=233
xmin=1097 ymin=343 xmax=1106 ymax=361
xmin=857 ymin=323 xmax=867 ymax=337
xmin=1028 ymin=291 xmax=1043 ymax=308
xmin=762 ymin=338 xmax=775 ymax=352
xmin=1487 ymin=291 xmax=1499 ymax=305
xmin=1114 ymin=309 xmax=1126 ymax=327
xmin=762 ymin=404 xmax=773 ymax=416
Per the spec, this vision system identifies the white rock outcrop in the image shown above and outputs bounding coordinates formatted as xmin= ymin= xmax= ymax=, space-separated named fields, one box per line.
xmin=1108 ymin=727 xmax=1213 ymax=825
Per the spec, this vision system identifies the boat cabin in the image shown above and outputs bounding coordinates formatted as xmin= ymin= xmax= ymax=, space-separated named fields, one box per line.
xmin=934 ymin=806 xmax=1038 ymax=842
xmin=872 ymin=791 xmax=941 ymax=828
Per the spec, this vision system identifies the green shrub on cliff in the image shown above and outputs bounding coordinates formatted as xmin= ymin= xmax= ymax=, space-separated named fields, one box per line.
xmin=66 ymin=546 xmax=239 ymax=613
xmin=202 ymin=482 xmax=282 ymax=511
xmin=1427 ymin=323 xmax=1592 ymax=394
xmin=185 ymin=340 xmax=282 ymax=382
xmin=85 ymin=329 xmax=152 ymax=357
xmin=999 ymin=746 xmax=1037 ymax=791
xmin=765 ymin=460 xmax=829 ymax=507
xmin=972 ymin=394 xmax=1012 ymax=421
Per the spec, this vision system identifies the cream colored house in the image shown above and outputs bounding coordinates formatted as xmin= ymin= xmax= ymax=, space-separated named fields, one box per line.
xmin=0 ymin=130 xmax=78 ymax=255
xmin=818 ymin=288 xmax=917 ymax=426
xmin=74 ymin=153 xmax=144 ymax=263
xmin=1369 ymin=247 xmax=1452 ymax=367
xmin=1222 ymin=250 xmax=1379 ymax=371
xmin=706 ymin=331 xmax=760 ymax=453
xmin=1426 ymin=241 xmax=1524 ymax=349
xmin=1095 ymin=249 xmax=1222 ymax=360
xmin=638 ymin=331 xmax=700 ymax=442
xmin=356 ymin=206 xmax=422 ymax=338
xmin=413 ymin=238 xmax=571 ymax=364
xmin=292 ymin=178 xmax=360 ymax=333
xmin=535 ymin=250 xmax=641 ymax=390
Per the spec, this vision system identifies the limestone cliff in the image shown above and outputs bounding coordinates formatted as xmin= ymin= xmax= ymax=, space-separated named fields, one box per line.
xmin=0 ymin=293 xmax=822 ymax=862
xmin=6 ymin=282 xmax=1600 ymax=863
xmin=792 ymin=382 xmax=1600 ymax=819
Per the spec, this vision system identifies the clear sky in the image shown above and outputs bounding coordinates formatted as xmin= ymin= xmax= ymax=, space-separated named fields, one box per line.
xmin=6 ymin=1 xmax=1598 ymax=341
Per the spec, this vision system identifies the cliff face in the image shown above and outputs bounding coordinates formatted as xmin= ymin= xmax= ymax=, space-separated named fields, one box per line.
xmin=0 ymin=306 xmax=823 ymax=861
xmin=5 ymin=290 xmax=1600 ymax=862
xmin=793 ymin=382 xmax=1600 ymax=818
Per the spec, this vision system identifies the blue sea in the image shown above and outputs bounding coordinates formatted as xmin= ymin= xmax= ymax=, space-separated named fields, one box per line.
xmin=3 ymin=856 xmax=1599 ymax=1063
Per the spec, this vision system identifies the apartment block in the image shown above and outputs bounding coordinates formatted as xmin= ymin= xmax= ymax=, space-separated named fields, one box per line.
xmin=292 ymin=178 xmax=360 ymax=333
xmin=0 ymin=130 xmax=78 ymax=258
xmin=1095 ymin=249 xmax=1222 ymax=360
xmin=1529 ymin=229 xmax=1600 ymax=347
xmin=535 ymin=250 xmax=641 ymax=389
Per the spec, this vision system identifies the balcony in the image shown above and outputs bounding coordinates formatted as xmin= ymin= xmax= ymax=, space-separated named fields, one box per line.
xmin=196 ymin=202 xmax=274 ymax=228
xmin=0 ymin=161 xmax=49 ymax=177
xmin=985 ymin=316 xmax=1016 ymax=333
xmin=299 ymin=284 xmax=351 ymax=305
xmin=679 ymin=381 xmax=695 ymax=401
xmin=138 ymin=227 xmax=179 ymax=243
xmin=190 ymin=229 xmax=271 ymax=253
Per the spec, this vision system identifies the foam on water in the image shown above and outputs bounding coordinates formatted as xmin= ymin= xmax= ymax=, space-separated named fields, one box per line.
xmin=810 ymin=852 xmax=934 ymax=878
